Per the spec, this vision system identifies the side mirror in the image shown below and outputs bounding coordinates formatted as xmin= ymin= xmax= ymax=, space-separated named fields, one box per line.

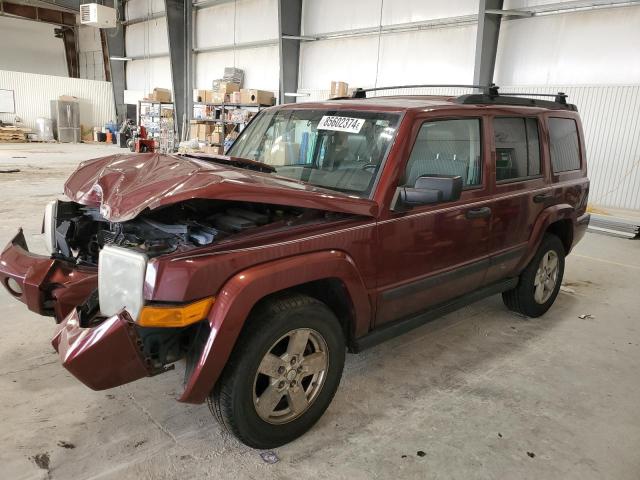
xmin=397 ymin=175 xmax=463 ymax=208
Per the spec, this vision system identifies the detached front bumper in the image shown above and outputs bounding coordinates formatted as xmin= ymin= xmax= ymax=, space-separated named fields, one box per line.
xmin=52 ymin=309 xmax=152 ymax=390
xmin=0 ymin=229 xmax=97 ymax=321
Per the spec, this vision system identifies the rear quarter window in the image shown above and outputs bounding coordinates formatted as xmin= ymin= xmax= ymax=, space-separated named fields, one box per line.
xmin=548 ymin=118 xmax=581 ymax=172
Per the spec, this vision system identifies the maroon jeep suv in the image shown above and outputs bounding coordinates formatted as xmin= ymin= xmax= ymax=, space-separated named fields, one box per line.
xmin=0 ymin=86 xmax=589 ymax=448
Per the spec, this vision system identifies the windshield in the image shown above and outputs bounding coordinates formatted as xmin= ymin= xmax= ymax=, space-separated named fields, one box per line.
xmin=227 ymin=108 xmax=401 ymax=197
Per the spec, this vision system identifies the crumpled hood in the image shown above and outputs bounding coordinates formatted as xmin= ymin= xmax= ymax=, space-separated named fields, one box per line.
xmin=64 ymin=153 xmax=378 ymax=222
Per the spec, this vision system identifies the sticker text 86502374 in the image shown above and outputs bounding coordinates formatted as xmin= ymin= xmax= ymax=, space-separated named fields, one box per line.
xmin=317 ymin=116 xmax=365 ymax=134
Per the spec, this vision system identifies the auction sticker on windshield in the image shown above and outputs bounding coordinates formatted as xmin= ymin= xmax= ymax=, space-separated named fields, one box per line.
xmin=317 ymin=116 xmax=365 ymax=134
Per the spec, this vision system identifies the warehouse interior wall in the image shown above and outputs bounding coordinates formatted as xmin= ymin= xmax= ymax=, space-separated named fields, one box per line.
xmin=0 ymin=70 xmax=115 ymax=130
xmin=0 ymin=17 xmax=68 ymax=77
xmin=124 ymin=0 xmax=279 ymax=98
xmin=494 ymin=6 xmax=640 ymax=85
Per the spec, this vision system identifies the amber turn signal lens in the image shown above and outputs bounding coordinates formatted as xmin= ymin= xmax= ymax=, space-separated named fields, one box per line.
xmin=138 ymin=297 xmax=214 ymax=328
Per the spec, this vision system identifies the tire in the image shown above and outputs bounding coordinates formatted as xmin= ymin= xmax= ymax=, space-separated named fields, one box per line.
xmin=502 ymin=233 xmax=565 ymax=318
xmin=208 ymin=293 xmax=345 ymax=449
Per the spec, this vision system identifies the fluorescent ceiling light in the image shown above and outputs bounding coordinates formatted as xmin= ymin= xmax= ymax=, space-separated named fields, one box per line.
xmin=110 ymin=56 xmax=133 ymax=61
xmin=284 ymin=92 xmax=310 ymax=97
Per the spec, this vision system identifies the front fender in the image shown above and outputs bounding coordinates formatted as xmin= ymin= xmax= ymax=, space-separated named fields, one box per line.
xmin=179 ymin=249 xmax=371 ymax=404
xmin=518 ymin=203 xmax=575 ymax=270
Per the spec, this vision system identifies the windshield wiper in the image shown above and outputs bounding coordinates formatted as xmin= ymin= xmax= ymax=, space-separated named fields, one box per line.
xmin=182 ymin=153 xmax=276 ymax=174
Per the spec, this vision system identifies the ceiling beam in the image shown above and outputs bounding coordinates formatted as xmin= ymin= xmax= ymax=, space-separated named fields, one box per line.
xmin=0 ymin=0 xmax=77 ymax=26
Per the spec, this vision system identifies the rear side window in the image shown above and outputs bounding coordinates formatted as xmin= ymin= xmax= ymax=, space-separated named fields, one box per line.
xmin=402 ymin=118 xmax=482 ymax=188
xmin=548 ymin=118 xmax=581 ymax=172
xmin=493 ymin=117 xmax=541 ymax=181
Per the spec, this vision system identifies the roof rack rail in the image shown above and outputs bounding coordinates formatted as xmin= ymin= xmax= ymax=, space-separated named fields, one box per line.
xmin=455 ymin=88 xmax=576 ymax=111
xmin=341 ymin=83 xmax=576 ymax=111
xmin=350 ymin=84 xmax=498 ymax=98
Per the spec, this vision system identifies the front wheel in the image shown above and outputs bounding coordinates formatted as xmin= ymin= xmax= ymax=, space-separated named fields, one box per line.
xmin=502 ymin=233 xmax=565 ymax=317
xmin=208 ymin=294 xmax=345 ymax=448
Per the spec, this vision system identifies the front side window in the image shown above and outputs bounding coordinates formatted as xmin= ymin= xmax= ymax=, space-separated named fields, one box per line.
xmin=549 ymin=117 xmax=581 ymax=172
xmin=493 ymin=117 xmax=541 ymax=181
xmin=402 ymin=118 xmax=482 ymax=188
xmin=228 ymin=109 xmax=401 ymax=197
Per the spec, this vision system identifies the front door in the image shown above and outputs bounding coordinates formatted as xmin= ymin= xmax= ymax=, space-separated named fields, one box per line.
xmin=375 ymin=116 xmax=492 ymax=326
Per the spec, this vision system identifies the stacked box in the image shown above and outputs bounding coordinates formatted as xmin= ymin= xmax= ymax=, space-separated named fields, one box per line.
xmin=240 ymin=89 xmax=274 ymax=105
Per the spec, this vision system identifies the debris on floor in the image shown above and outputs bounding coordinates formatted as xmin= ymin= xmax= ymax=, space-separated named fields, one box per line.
xmin=578 ymin=314 xmax=595 ymax=319
xmin=57 ymin=440 xmax=75 ymax=449
xmin=260 ymin=451 xmax=279 ymax=464
xmin=31 ymin=452 xmax=50 ymax=470
xmin=527 ymin=451 xmax=536 ymax=458
xmin=417 ymin=450 xmax=426 ymax=457
xmin=560 ymin=285 xmax=576 ymax=294
xmin=0 ymin=168 xmax=20 ymax=173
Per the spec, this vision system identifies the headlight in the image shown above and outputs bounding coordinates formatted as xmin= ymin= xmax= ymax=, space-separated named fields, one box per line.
xmin=43 ymin=200 xmax=57 ymax=254
xmin=99 ymin=246 xmax=147 ymax=320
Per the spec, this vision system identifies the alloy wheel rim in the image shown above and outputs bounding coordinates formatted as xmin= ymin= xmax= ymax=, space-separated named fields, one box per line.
xmin=534 ymin=250 xmax=559 ymax=304
xmin=252 ymin=328 xmax=329 ymax=425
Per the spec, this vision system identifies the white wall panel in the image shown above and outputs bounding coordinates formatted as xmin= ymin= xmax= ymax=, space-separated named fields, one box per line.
xmin=299 ymin=24 xmax=476 ymax=90
xmin=125 ymin=19 xmax=170 ymax=57
xmin=195 ymin=45 xmax=279 ymax=91
xmin=302 ymin=0 xmax=382 ymax=35
xmin=0 ymin=70 xmax=115 ymax=129
xmin=376 ymin=25 xmax=476 ymax=86
xmin=195 ymin=0 xmax=278 ymax=48
xmin=299 ymin=36 xmax=378 ymax=89
xmin=126 ymin=56 xmax=172 ymax=92
xmin=495 ymin=7 xmax=640 ymax=85
xmin=382 ymin=0 xmax=477 ymax=25
xmin=125 ymin=0 xmax=165 ymax=21
xmin=0 ymin=17 xmax=67 ymax=77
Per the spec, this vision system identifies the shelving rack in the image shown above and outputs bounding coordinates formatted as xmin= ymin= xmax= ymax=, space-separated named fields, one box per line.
xmin=191 ymin=102 xmax=271 ymax=151
xmin=137 ymin=100 xmax=176 ymax=153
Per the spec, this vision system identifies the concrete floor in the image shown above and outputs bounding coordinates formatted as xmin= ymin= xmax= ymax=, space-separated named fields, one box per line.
xmin=1 ymin=143 xmax=639 ymax=480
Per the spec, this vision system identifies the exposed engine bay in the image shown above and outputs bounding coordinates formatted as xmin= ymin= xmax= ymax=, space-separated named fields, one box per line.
xmin=48 ymin=199 xmax=328 ymax=265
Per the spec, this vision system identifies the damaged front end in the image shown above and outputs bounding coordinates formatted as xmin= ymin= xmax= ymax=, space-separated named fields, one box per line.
xmin=0 ymin=195 xmax=327 ymax=390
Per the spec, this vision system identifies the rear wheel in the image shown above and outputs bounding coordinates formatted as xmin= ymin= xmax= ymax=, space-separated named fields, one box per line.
xmin=502 ymin=233 xmax=565 ymax=317
xmin=208 ymin=293 xmax=345 ymax=448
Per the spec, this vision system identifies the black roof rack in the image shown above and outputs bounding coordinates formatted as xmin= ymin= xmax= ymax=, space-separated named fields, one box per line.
xmin=455 ymin=90 xmax=577 ymax=111
xmin=350 ymin=84 xmax=497 ymax=98
xmin=342 ymin=83 xmax=576 ymax=111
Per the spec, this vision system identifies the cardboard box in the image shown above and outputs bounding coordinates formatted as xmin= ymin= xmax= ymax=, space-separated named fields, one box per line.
xmin=330 ymin=81 xmax=348 ymax=98
xmin=230 ymin=91 xmax=241 ymax=104
xmin=212 ymin=80 xmax=240 ymax=94
xmin=211 ymin=93 xmax=230 ymax=104
xmin=194 ymin=89 xmax=208 ymax=103
xmin=210 ymin=132 xmax=223 ymax=144
xmin=149 ymin=88 xmax=172 ymax=102
xmin=265 ymin=142 xmax=300 ymax=166
xmin=240 ymin=89 xmax=274 ymax=106
xmin=195 ymin=123 xmax=215 ymax=141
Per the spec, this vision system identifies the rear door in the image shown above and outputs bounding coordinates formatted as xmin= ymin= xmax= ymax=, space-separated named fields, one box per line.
xmin=374 ymin=115 xmax=493 ymax=326
xmin=484 ymin=114 xmax=548 ymax=284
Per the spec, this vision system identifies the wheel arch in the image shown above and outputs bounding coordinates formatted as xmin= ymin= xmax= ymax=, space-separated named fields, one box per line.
xmin=179 ymin=250 xmax=371 ymax=404
xmin=519 ymin=203 xmax=576 ymax=270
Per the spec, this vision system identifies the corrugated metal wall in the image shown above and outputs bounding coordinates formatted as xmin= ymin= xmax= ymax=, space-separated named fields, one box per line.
xmin=0 ymin=70 xmax=115 ymax=131
xmin=297 ymin=85 xmax=640 ymax=211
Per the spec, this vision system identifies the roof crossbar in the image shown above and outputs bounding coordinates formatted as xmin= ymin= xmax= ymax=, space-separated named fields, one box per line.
xmin=498 ymin=91 xmax=568 ymax=104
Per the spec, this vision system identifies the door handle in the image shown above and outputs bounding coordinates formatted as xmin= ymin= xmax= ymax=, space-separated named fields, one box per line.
xmin=466 ymin=207 xmax=491 ymax=219
xmin=533 ymin=193 xmax=553 ymax=203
